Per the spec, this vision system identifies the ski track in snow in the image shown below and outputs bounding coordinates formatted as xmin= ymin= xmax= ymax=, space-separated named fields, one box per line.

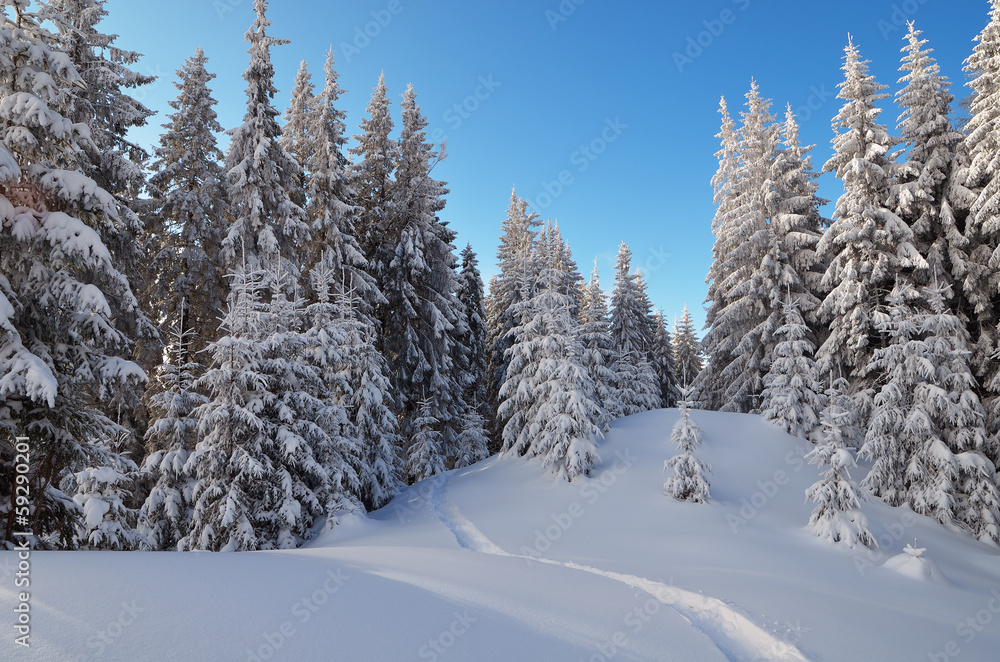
xmin=427 ymin=474 xmax=810 ymax=662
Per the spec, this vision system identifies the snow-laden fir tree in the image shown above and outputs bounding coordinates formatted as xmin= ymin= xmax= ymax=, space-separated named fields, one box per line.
xmin=407 ymin=398 xmax=446 ymax=482
xmin=139 ymin=314 xmax=207 ymax=550
xmin=816 ymin=37 xmax=926 ymax=391
xmin=455 ymin=244 xmax=492 ymax=459
xmin=664 ymin=395 xmax=711 ymax=503
xmin=539 ymin=220 xmax=585 ymax=315
xmin=147 ymin=47 xmax=228 ymax=352
xmin=304 ymin=49 xmax=382 ymax=320
xmin=499 ymin=259 xmax=602 ymax=481
xmin=906 ymin=282 xmax=999 ymax=540
xmin=0 ymin=2 xmax=148 ymax=547
xmin=327 ymin=288 xmax=402 ymax=511
xmin=805 ymin=379 xmax=875 ymax=549
xmin=486 ymin=190 xmax=542 ymax=442
xmin=280 ymin=59 xmax=315 ymax=209
xmin=381 ymin=84 xmax=472 ymax=478
xmin=696 ymin=97 xmax=740 ymax=410
xmin=768 ymin=105 xmax=826 ymax=322
xmin=760 ymin=300 xmax=825 ymax=441
xmin=350 ymin=72 xmax=396 ymax=261
xmin=651 ymin=311 xmax=681 ymax=409
xmin=579 ymin=261 xmax=622 ymax=429
xmin=72 ymin=460 xmax=147 ymax=551
xmin=673 ymin=305 xmax=704 ymax=389
xmin=963 ymin=2 xmax=1000 ymax=445
xmin=610 ymin=242 xmax=662 ymax=415
xmin=221 ymin=0 xmax=310 ymax=281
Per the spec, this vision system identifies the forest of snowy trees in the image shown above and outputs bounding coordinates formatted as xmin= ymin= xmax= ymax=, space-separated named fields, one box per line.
xmin=3 ymin=0 xmax=1000 ymax=555
xmin=697 ymin=14 xmax=1000 ymax=546
xmin=0 ymin=0 xmax=684 ymax=551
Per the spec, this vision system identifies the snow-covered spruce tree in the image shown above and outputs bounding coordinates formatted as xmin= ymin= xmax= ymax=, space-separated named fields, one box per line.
xmin=0 ymin=2 xmax=148 ymax=548
xmin=963 ymin=2 xmax=1000 ymax=443
xmin=696 ymin=97 xmax=740 ymax=410
xmin=651 ymin=310 xmax=681 ymax=409
xmin=816 ymin=37 xmax=926 ymax=392
xmin=610 ymin=242 xmax=661 ymax=415
xmin=760 ymin=300 xmax=825 ymax=441
xmin=72 ymin=460 xmax=147 ymax=550
xmin=280 ymin=59 xmax=315 ymax=209
xmin=139 ymin=315 xmax=207 ymax=550
xmin=328 ymin=289 xmax=402 ymax=511
xmin=305 ymin=49 xmax=381 ymax=318
xmin=539 ymin=219 xmax=585 ymax=316
xmin=486 ymin=189 xmax=542 ymax=445
xmin=350 ymin=72 xmax=396 ymax=262
xmin=221 ymin=0 xmax=309 ymax=281
xmin=805 ymin=384 xmax=875 ymax=549
xmin=673 ymin=305 xmax=704 ymax=389
xmin=455 ymin=244 xmax=492 ymax=459
xmin=861 ymin=279 xmax=924 ymax=507
xmin=147 ymin=47 xmax=228 ymax=353
xmin=907 ymin=283 xmax=999 ymax=539
xmin=769 ymin=105 xmax=827 ymax=323
xmin=579 ymin=261 xmax=622 ymax=429
xmin=499 ymin=261 xmax=602 ymax=481
xmin=663 ymin=397 xmax=711 ymax=503
xmin=380 ymin=84 xmax=469 ymax=478
xmin=407 ymin=398 xmax=446 ymax=482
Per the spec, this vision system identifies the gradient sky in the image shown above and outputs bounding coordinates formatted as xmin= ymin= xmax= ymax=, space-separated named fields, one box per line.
xmin=104 ymin=0 xmax=989 ymax=333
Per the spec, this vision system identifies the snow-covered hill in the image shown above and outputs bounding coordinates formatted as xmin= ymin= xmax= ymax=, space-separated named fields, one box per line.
xmin=3 ymin=410 xmax=999 ymax=661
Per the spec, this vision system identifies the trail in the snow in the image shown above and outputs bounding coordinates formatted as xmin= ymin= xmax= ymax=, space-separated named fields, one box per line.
xmin=427 ymin=473 xmax=810 ymax=662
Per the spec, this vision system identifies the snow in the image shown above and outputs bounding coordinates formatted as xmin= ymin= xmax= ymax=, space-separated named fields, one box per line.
xmin=3 ymin=409 xmax=999 ymax=661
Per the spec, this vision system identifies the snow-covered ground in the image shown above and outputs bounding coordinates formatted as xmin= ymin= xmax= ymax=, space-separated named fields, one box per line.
xmin=3 ymin=409 xmax=999 ymax=661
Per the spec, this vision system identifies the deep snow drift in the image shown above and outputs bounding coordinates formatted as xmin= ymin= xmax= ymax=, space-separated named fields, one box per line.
xmin=2 ymin=409 xmax=999 ymax=661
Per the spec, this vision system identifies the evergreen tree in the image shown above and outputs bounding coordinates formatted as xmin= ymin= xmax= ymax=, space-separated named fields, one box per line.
xmin=221 ymin=0 xmax=310 ymax=280
xmin=579 ymin=261 xmax=622 ymax=428
xmin=696 ymin=97 xmax=740 ymax=409
xmin=139 ymin=315 xmax=206 ymax=550
xmin=456 ymin=245 xmax=492 ymax=444
xmin=651 ymin=311 xmax=681 ymax=409
xmin=305 ymin=50 xmax=381 ymax=320
xmin=816 ymin=38 xmax=926 ymax=390
xmin=147 ymin=47 xmax=228 ymax=352
xmin=963 ymin=1 xmax=1000 ymax=443
xmin=380 ymin=84 xmax=467 ymax=477
xmin=499 ymin=263 xmax=602 ymax=481
xmin=664 ymin=397 xmax=711 ymax=503
xmin=407 ymin=398 xmax=446 ymax=482
xmin=72 ymin=461 xmax=147 ymax=551
xmin=673 ymin=305 xmax=704 ymax=389
xmin=760 ymin=301 xmax=825 ymax=441
xmin=805 ymin=382 xmax=875 ymax=548
xmin=609 ymin=242 xmax=661 ymax=415
xmin=280 ymin=59 xmax=315 ymax=209
xmin=486 ymin=190 xmax=542 ymax=445
xmin=0 ymin=2 xmax=148 ymax=548
xmin=350 ymin=72 xmax=396 ymax=261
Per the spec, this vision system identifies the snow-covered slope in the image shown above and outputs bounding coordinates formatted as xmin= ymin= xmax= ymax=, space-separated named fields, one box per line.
xmin=3 ymin=410 xmax=999 ymax=661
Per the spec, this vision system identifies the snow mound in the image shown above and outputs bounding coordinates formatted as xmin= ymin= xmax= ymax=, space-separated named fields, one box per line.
xmin=883 ymin=544 xmax=953 ymax=586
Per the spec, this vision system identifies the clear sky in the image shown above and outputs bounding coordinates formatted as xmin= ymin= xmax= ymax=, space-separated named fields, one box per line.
xmin=104 ymin=0 xmax=989 ymax=333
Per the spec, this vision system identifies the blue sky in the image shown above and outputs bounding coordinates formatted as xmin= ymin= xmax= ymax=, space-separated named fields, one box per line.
xmin=105 ymin=0 xmax=989 ymax=333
